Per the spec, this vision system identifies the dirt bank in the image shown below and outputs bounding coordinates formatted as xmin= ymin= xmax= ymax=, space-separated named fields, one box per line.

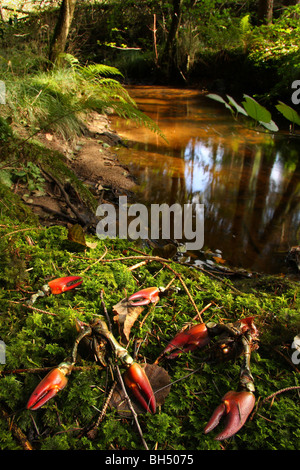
xmin=42 ymin=111 xmax=136 ymax=193
xmin=25 ymin=112 xmax=137 ymax=227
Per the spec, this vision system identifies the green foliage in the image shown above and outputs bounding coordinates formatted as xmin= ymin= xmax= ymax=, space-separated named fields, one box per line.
xmin=242 ymin=94 xmax=271 ymax=124
xmin=0 ymin=180 xmax=38 ymax=225
xmin=0 ymin=116 xmax=13 ymax=142
xmin=1 ymin=52 xmax=162 ymax=141
xmin=1 ymin=0 xmax=299 ymax=100
xmin=0 ymin=128 xmax=98 ymax=214
xmin=276 ymin=101 xmax=300 ymax=132
xmin=0 ymin=161 xmax=46 ymax=193
xmin=241 ymin=95 xmax=279 ymax=131
xmin=207 ymin=92 xmax=300 ymax=134
xmin=248 ymin=5 xmax=300 ymax=98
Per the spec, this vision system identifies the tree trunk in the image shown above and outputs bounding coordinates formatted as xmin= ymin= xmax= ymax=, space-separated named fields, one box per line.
xmin=49 ymin=0 xmax=77 ymax=64
xmin=0 ymin=2 xmax=5 ymax=22
xmin=258 ymin=0 xmax=274 ymax=24
xmin=161 ymin=0 xmax=183 ymax=76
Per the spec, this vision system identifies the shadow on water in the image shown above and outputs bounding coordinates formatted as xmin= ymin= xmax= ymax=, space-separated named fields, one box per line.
xmin=112 ymin=86 xmax=300 ymax=275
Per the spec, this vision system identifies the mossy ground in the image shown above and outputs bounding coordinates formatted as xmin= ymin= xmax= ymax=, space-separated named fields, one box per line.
xmin=0 ymin=202 xmax=299 ymax=450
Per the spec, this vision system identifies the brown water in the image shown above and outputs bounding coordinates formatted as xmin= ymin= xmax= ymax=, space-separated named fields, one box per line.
xmin=112 ymin=86 xmax=300 ymax=275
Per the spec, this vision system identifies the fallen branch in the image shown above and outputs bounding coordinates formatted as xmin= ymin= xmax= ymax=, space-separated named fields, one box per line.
xmin=0 ymin=404 xmax=33 ymax=450
xmin=0 ymin=364 xmax=103 ymax=376
xmin=6 ymin=300 xmax=57 ymax=316
xmin=40 ymin=167 xmax=92 ymax=227
xmin=251 ymin=385 xmax=300 ymax=421
xmin=86 ymin=380 xmax=117 ymax=439
xmin=260 ymin=386 xmax=300 ymax=407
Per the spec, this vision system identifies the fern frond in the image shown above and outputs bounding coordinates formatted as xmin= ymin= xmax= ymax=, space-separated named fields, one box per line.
xmin=77 ymin=64 xmax=123 ymax=79
xmin=4 ymin=58 xmax=165 ymax=141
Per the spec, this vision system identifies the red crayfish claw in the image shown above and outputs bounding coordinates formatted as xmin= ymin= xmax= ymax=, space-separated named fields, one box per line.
xmin=27 ymin=362 xmax=73 ymax=410
xmin=128 ymin=287 xmax=160 ymax=306
xmin=123 ymin=362 xmax=156 ymax=414
xmin=204 ymin=390 xmax=255 ymax=440
xmin=47 ymin=276 xmax=83 ymax=295
xmin=159 ymin=322 xmax=211 ymax=360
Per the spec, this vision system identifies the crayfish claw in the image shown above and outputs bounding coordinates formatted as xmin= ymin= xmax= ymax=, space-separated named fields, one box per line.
xmin=204 ymin=390 xmax=255 ymax=440
xmin=27 ymin=362 xmax=73 ymax=410
xmin=128 ymin=287 xmax=160 ymax=306
xmin=123 ymin=362 xmax=156 ymax=414
xmin=159 ymin=322 xmax=210 ymax=360
xmin=47 ymin=276 xmax=83 ymax=295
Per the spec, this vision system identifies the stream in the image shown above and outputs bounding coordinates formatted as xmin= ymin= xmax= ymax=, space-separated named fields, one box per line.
xmin=112 ymin=86 xmax=300 ymax=275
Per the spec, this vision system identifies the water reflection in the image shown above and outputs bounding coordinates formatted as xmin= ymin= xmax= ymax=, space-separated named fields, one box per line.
xmin=112 ymin=86 xmax=300 ymax=274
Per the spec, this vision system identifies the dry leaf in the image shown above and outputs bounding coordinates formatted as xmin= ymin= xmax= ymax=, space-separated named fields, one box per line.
xmin=110 ymin=363 xmax=172 ymax=416
xmin=213 ymin=256 xmax=226 ymax=264
xmin=113 ymin=298 xmax=144 ymax=343
xmin=67 ymin=224 xmax=97 ymax=249
xmin=85 ymin=240 xmax=98 ymax=249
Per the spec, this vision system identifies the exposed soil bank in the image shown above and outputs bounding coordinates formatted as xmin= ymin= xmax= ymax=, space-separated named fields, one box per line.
xmin=41 ymin=112 xmax=137 ymax=193
xmin=22 ymin=112 xmax=137 ymax=226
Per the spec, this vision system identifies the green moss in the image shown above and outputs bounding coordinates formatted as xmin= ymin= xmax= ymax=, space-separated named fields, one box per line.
xmin=0 ymin=219 xmax=299 ymax=450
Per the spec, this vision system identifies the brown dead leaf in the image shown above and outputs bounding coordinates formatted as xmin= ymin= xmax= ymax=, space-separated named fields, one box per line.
xmin=213 ymin=256 xmax=226 ymax=264
xmin=67 ymin=224 xmax=97 ymax=249
xmin=68 ymin=224 xmax=86 ymax=245
xmin=113 ymin=298 xmax=144 ymax=343
xmin=110 ymin=363 xmax=172 ymax=416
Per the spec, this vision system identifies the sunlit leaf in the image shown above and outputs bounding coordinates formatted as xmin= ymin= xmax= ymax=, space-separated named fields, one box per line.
xmin=276 ymin=101 xmax=300 ymax=126
xmin=67 ymin=224 xmax=97 ymax=249
xmin=206 ymin=93 xmax=233 ymax=112
xmin=242 ymin=95 xmax=272 ymax=123
xmin=206 ymin=93 xmax=226 ymax=103
xmin=226 ymin=95 xmax=248 ymax=116
xmin=259 ymin=119 xmax=279 ymax=132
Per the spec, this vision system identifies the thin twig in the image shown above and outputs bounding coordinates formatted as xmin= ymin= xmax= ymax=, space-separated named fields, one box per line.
xmin=162 ymin=263 xmax=203 ymax=322
xmin=0 ymin=364 xmax=103 ymax=376
xmin=6 ymin=300 xmax=57 ymax=316
xmin=87 ymin=380 xmax=117 ymax=438
xmin=40 ymin=167 xmax=88 ymax=226
xmin=3 ymin=227 xmax=44 ymax=237
xmin=250 ymin=386 xmax=300 ymax=421
xmin=100 ymin=289 xmax=112 ymax=331
xmin=80 ymin=246 xmax=108 ymax=274
xmin=139 ymin=303 xmax=155 ymax=329
xmin=100 ymin=255 xmax=203 ymax=321
xmin=0 ymin=405 xmax=33 ymax=450
xmin=128 ymin=260 xmax=149 ymax=271
xmin=273 ymin=347 xmax=300 ymax=374
xmin=127 ymin=247 xmax=244 ymax=294
xmin=192 ymin=303 xmax=212 ymax=322
xmin=259 ymin=386 xmax=300 ymax=407
xmin=100 ymin=255 xmax=172 ymax=264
